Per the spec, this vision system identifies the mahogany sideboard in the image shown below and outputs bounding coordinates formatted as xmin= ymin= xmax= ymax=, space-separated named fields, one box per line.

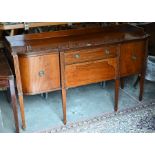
xmin=5 ymin=24 xmax=149 ymax=129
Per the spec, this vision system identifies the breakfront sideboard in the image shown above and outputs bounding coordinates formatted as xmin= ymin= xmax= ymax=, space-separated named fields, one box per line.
xmin=5 ymin=24 xmax=149 ymax=129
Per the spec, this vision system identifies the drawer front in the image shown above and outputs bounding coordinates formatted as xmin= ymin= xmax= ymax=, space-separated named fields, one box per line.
xmin=120 ymin=41 xmax=146 ymax=77
xmin=65 ymin=46 xmax=117 ymax=65
xmin=19 ymin=53 xmax=60 ymax=94
xmin=65 ymin=58 xmax=117 ymax=88
xmin=69 ymin=40 xmax=94 ymax=48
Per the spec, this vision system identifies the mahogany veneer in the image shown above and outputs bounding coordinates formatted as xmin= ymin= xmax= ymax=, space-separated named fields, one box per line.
xmin=5 ymin=24 xmax=149 ymax=128
xmin=18 ymin=53 xmax=60 ymax=95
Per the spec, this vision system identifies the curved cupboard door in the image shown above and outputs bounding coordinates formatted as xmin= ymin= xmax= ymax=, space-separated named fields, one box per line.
xmin=18 ymin=53 xmax=60 ymax=95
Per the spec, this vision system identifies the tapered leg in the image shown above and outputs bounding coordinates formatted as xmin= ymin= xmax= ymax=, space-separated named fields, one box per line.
xmin=61 ymin=88 xmax=66 ymax=125
xmin=101 ymin=81 xmax=106 ymax=88
xmin=9 ymin=79 xmax=19 ymax=133
xmin=18 ymin=95 xmax=26 ymax=129
xmin=13 ymin=55 xmax=26 ymax=129
xmin=114 ymin=79 xmax=119 ymax=112
xmin=43 ymin=92 xmax=48 ymax=100
xmin=6 ymin=87 xmax=11 ymax=103
xmin=120 ymin=78 xmax=124 ymax=89
xmin=133 ymin=75 xmax=140 ymax=88
xmin=41 ymin=93 xmax=48 ymax=99
xmin=139 ymin=74 xmax=145 ymax=101
xmin=139 ymin=38 xmax=148 ymax=100
xmin=60 ymin=52 xmax=67 ymax=125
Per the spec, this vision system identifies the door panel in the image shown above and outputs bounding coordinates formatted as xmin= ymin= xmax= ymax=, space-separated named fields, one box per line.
xmin=19 ymin=53 xmax=60 ymax=94
xmin=120 ymin=41 xmax=145 ymax=77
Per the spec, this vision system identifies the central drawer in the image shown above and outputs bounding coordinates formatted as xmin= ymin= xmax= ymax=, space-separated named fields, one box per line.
xmin=64 ymin=46 xmax=117 ymax=65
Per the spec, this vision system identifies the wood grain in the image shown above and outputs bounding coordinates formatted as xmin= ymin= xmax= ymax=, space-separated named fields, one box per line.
xmin=18 ymin=53 xmax=60 ymax=95
xmin=4 ymin=24 xmax=149 ymax=126
xmin=65 ymin=58 xmax=117 ymax=88
xmin=65 ymin=46 xmax=117 ymax=65
xmin=0 ymin=51 xmax=20 ymax=132
xmin=120 ymin=40 xmax=146 ymax=77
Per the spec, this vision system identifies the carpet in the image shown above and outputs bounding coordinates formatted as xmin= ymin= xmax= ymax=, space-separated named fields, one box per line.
xmin=43 ymin=101 xmax=155 ymax=133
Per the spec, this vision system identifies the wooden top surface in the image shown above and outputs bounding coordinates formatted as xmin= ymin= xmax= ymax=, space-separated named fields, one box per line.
xmin=0 ymin=51 xmax=13 ymax=79
xmin=5 ymin=24 xmax=149 ymax=56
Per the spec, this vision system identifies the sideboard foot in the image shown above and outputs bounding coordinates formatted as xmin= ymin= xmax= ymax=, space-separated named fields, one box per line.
xmin=120 ymin=78 xmax=124 ymax=89
xmin=19 ymin=95 xmax=26 ymax=129
xmin=62 ymin=88 xmax=67 ymax=125
xmin=139 ymin=74 xmax=144 ymax=101
xmin=9 ymin=79 xmax=20 ymax=133
xmin=114 ymin=79 xmax=119 ymax=112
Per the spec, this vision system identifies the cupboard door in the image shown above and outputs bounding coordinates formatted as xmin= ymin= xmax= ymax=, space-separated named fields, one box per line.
xmin=65 ymin=58 xmax=117 ymax=88
xmin=19 ymin=53 xmax=60 ymax=94
xmin=120 ymin=41 xmax=146 ymax=77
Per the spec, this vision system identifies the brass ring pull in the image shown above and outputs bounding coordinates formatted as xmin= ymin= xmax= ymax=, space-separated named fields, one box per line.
xmin=86 ymin=43 xmax=92 ymax=46
xmin=39 ymin=70 xmax=45 ymax=77
xmin=132 ymin=55 xmax=137 ymax=61
xmin=105 ymin=49 xmax=110 ymax=55
xmin=75 ymin=54 xmax=80 ymax=59
xmin=26 ymin=45 xmax=32 ymax=52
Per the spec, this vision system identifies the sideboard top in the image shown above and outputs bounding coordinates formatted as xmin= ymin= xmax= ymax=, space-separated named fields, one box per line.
xmin=5 ymin=24 xmax=149 ymax=56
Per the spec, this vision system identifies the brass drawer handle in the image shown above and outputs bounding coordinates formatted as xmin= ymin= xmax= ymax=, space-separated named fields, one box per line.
xmin=105 ymin=49 xmax=110 ymax=55
xmin=132 ymin=55 xmax=137 ymax=61
xmin=74 ymin=54 xmax=80 ymax=59
xmin=26 ymin=45 xmax=32 ymax=52
xmin=86 ymin=43 xmax=92 ymax=46
xmin=39 ymin=70 xmax=45 ymax=77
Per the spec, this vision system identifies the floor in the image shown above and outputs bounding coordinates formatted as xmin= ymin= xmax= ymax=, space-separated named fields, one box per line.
xmin=0 ymin=76 xmax=155 ymax=133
